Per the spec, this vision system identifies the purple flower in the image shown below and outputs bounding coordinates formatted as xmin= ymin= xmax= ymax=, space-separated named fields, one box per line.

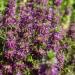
xmin=16 ymin=71 xmax=22 ymax=75
xmin=3 ymin=0 xmax=17 ymax=26
xmin=47 ymin=7 xmax=53 ymax=21
xmin=4 ymin=65 xmax=12 ymax=74
xmin=4 ymin=17 xmax=17 ymax=25
xmin=6 ymin=38 xmax=16 ymax=49
xmin=39 ymin=64 xmax=47 ymax=75
xmin=42 ymin=0 xmax=48 ymax=5
xmin=56 ymin=53 xmax=64 ymax=68
xmin=50 ymin=65 xmax=59 ymax=75
xmin=16 ymin=50 xmax=26 ymax=59
xmin=53 ymin=32 xmax=62 ymax=40
xmin=15 ymin=62 xmax=25 ymax=70
xmin=0 ymin=70 xmax=3 ymax=75
xmin=7 ymin=30 xmax=14 ymax=39
xmin=54 ymin=0 xmax=63 ymax=6
xmin=52 ymin=42 xmax=61 ymax=52
xmin=4 ymin=50 xmax=16 ymax=59
xmin=5 ymin=0 xmax=16 ymax=16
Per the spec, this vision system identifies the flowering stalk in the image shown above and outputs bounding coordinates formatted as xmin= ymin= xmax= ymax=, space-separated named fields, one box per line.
xmin=3 ymin=0 xmax=17 ymax=26
xmin=54 ymin=0 xmax=63 ymax=6
xmin=0 ymin=0 xmax=68 ymax=75
xmin=49 ymin=0 xmax=65 ymax=75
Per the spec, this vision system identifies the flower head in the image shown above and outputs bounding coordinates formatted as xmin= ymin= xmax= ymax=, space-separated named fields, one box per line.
xmin=54 ymin=0 xmax=63 ymax=6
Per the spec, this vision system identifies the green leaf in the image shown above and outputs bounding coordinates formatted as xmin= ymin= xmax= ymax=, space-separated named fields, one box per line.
xmin=0 ymin=0 xmax=8 ymax=13
xmin=24 ymin=68 xmax=31 ymax=75
xmin=0 ymin=29 xmax=6 ymax=40
xmin=27 ymin=54 xmax=33 ymax=62
xmin=47 ymin=50 xmax=55 ymax=60
xmin=55 ymin=26 xmax=61 ymax=32
xmin=0 ymin=0 xmax=4 ymax=11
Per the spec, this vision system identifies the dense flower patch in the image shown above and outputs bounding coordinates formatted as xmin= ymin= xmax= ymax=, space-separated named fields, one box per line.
xmin=0 ymin=0 xmax=75 ymax=75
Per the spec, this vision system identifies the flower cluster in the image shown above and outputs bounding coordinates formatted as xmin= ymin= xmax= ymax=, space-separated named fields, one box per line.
xmin=54 ymin=0 xmax=63 ymax=6
xmin=0 ymin=0 xmax=64 ymax=75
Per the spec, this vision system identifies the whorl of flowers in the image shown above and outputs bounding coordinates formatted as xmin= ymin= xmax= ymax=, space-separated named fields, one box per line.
xmin=54 ymin=0 xmax=63 ymax=6
xmin=0 ymin=0 xmax=64 ymax=75
xmin=3 ymin=0 xmax=17 ymax=26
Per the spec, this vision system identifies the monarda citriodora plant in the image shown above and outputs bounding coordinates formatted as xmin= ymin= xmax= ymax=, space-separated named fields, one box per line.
xmin=0 ymin=0 xmax=72 ymax=75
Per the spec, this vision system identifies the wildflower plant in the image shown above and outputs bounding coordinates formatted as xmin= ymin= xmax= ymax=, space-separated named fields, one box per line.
xmin=0 ymin=0 xmax=75 ymax=75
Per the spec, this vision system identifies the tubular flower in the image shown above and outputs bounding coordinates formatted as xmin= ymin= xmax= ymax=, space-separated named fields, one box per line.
xmin=50 ymin=65 xmax=59 ymax=75
xmin=3 ymin=0 xmax=17 ymax=26
xmin=4 ymin=65 xmax=12 ymax=74
xmin=0 ymin=70 xmax=3 ymax=75
xmin=16 ymin=71 xmax=22 ymax=75
xmin=5 ymin=0 xmax=16 ymax=16
xmin=54 ymin=0 xmax=63 ymax=6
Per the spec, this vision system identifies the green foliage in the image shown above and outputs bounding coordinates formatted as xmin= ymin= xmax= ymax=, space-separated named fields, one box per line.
xmin=55 ymin=26 xmax=61 ymax=32
xmin=47 ymin=50 xmax=55 ymax=60
xmin=61 ymin=37 xmax=75 ymax=75
xmin=27 ymin=54 xmax=33 ymax=62
xmin=0 ymin=29 xmax=6 ymax=62
xmin=0 ymin=29 xmax=6 ymax=40
xmin=26 ymin=54 xmax=40 ymax=69
xmin=24 ymin=68 xmax=31 ymax=75
xmin=0 ymin=0 xmax=8 ymax=13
